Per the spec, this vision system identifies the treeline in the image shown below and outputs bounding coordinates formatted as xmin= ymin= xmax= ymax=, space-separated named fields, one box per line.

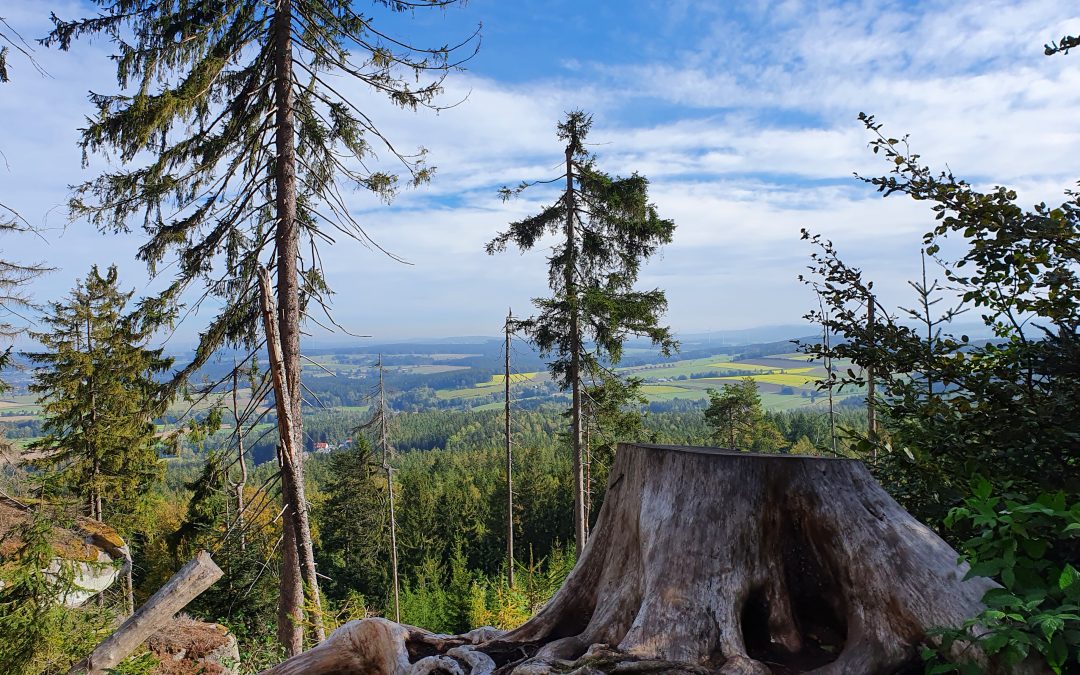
xmin=142 ymin=402 xmax=855 ymax=664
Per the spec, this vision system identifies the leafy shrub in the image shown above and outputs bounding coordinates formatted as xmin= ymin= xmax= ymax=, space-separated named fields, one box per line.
xmin=923 ymin=480 xmax=1080 ymax=674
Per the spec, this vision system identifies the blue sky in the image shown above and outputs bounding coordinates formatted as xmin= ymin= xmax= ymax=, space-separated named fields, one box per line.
xmin=2 ymin=1 xmax=1080 ymax=349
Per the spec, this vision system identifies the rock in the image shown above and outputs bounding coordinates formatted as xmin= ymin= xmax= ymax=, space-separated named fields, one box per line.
xmin=0 ymin=496 xmax=130 ymax=607
xmin=146 ymin=617 xmax=240 ymax=674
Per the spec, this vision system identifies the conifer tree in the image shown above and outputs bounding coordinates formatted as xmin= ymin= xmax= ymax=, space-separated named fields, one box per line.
xmin=487 ymin=111 xmax=676 ymax=554
xmin=45 ymin=0 xmax=475 ymax=651
xmin=360 ymin=355 xmax=401 ymax=621
xmin=704 ymin=377 xmax=784 ymax=452
xmin=317 ymin=436 xmax=389 ymax=609
xmin=27 ymin=265 xmax=171 ymax=523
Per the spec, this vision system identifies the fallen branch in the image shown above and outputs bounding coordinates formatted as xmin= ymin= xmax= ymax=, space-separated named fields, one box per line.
xmin=68 ymin=550 xmax=223 ymax=675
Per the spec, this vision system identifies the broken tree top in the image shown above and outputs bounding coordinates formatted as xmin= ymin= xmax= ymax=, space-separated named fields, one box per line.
xmin=264 ymin=443 xmax=1011 ymax=675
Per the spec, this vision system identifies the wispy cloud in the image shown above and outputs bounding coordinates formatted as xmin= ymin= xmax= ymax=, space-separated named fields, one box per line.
xmin=2 ymin=0 xmax=1079 ymax=344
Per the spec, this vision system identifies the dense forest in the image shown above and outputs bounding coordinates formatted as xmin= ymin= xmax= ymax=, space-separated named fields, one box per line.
xmin=0 ymin=2 xmax=1078 ymax=675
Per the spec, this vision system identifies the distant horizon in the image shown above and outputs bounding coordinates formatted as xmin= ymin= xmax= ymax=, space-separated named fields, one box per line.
xmin=152 ymin=319 xmax=1005 ymax=357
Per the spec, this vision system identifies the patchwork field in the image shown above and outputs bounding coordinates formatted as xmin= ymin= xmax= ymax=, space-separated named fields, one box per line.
xmin=2 ymin=339 xmax=864 ymax=437
xmin=478 ymin=372 xmax=539 ymax=386
xmin=611 ymin=352 xmax=863 ymax=409
xmin=0 ymin=395 xmax=42 ymax=415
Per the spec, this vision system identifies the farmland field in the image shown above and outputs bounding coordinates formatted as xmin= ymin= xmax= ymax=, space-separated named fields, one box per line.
xmin=743 ymin=373 xmax=819 ymax=387
xmin=706 ymin=361 xmax=774 ymax=372
xmin=478 ymin=372 xmax=539 ymax=386
xmin=1 ymin=335 xmax=866 ymax=440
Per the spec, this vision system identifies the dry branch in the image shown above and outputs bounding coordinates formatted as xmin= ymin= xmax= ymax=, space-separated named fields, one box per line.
xmin=68 ymin=550 xmax=223 ymax=675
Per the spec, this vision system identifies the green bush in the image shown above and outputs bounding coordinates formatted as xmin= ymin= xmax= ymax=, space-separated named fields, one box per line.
xmin=923 ymin=480 xmax=1080 ymax=673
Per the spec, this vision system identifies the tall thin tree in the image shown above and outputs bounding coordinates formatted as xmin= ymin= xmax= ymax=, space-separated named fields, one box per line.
xmin=362 ymin=355 xmax=400 ymax=622
xmin=230 ymin=364 xmax=248 ymax=551
xmin=816 ymin=292 xmax=838 ymax=455
xmin=866 ymin=292 xmax=878 ymax=447
xmin=488 ymin=111 xmax=676 ymax=554
xmin=46 ymin=1 xmax=475 ymax=652
xmin=504 ymin=308 xmax=514 ymax=587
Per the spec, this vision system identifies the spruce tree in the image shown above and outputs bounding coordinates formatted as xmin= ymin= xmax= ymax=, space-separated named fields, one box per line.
xmin=45 ymin=0 xmax=475 ymax=650
xmin=704 ymin=377 xmax=783 ymax=452
xmin=317 ymin=436 xmax=389 ymax=608
xmin=487 ymin=111 xmax=676 ymax=554
xmin=27 ymin=265 xmax=171 ymax=524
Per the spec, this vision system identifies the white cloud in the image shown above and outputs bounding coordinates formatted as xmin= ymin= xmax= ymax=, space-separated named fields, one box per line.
xmin=3 ymin=0 xmax=1080 ymax=344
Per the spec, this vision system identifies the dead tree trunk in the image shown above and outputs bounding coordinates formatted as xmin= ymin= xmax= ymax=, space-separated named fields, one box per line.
xmin=262 ymin=444 xmax=1019 ymax=675
xmin=258 ymin=265 xmax=324 ymax=647
xmin=69 ymin=551 xmax=223 ymax=675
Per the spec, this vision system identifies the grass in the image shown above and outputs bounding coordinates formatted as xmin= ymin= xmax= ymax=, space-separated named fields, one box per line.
xmin=759 ymin=392 xmax=827 ymax=411
xmin=336 ymin=405 xmax=371 ymax=414
xmin=618 ymin=356 xmax=733 ymax=379
xmin=640 ymin=384 xmax=693 ymax=395
xmin=477 ymin=372 xmax=538 ymax=387
xmin=435 ymin=372 xmax=545 ymax=401
xmin=0 ymin=394 xmax=42 ymax=415
xmin=436 ymin=387 xmax=495 ymax=401
xmin=745 ymin=373 xmax=820 ymax=387
xmin=706 ymin=361 xmax=776 ymax=372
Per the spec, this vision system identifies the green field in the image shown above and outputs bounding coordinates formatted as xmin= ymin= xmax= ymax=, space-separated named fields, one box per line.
xmin=706 ymin=361 xmax=775 ymax=372
xmin=615 ymin=353 xmax=854 ymax=410
xmin=0 ymin=395 xmax=42 ymax=415
xmin=743 ymin=372 xmax=820 ymax=387
xmin=640 ymin=384 xmax=692 ymax=395
xmin=618 ymin=355 xmax=732 ymax=379
xmin=477 ymin=372 xmax=538 ymax=386
xmin=3 ymin=344 xmax=862 ymax=424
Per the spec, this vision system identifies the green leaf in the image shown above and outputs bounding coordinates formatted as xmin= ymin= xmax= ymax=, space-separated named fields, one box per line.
xmin=1021 ymin=537 xmax=1047 ymax=559
xmin=1061 ymin=565 xmax=1079 ymax=591
xmin=1034 ymin=614 xmax=1065 ymax=640
xmin=1002 ymin=566 xmax=1015 ymax=589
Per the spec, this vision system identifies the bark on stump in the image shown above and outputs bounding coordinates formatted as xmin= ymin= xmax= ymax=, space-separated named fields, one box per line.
xmin=263 ymin=444 xmax=1004 ymax=674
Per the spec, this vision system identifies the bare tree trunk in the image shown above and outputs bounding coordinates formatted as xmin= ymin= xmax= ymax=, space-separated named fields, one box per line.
xmin=259 ymin=268 xmax=324 ymax=653
xmin=386 ymin=461 xmax=400 ymax=623
xmin=271 ymin=0 xmax=323 ymax=650
xmin=264 ymin=444 xmax=1029 ymax=675
xmin=232 ymin=367 xmax=248 ymax=551
xmin=817 ymin=294 xmax=837 ymax=454
xmin=565 ymin=143 xmax=586 ymax=556
xmin=504 ymin=309 xmax=514 ymax=588
xmin=124 ymin=565 xmax=134 ymax=617
xmin=375 ymin=356 xmax=401 ymax=622
xmin=278 ymin=477 xmax=303 ymax=655
xmin=86 ymin=311 xmax=103 ymax=524
xmin=583 ymin=412 xmax=591 ymax=537
xmin=920 ymin=251 xmax=935 ymax=399
xmin=866 ymin=294 xmax=877 ymax=449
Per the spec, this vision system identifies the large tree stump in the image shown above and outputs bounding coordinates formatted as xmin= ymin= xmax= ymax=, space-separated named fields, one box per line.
xmin=263 ymin=444 xmax=1013 ymax=674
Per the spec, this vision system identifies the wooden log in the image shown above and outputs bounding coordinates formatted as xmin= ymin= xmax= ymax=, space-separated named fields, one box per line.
xmin=263 ymin=445 xmax=1044 ymax=674
xmin=68 ymin=550 xmax=223 ymax=675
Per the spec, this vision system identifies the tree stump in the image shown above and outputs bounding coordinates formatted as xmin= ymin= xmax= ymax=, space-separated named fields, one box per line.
xmin=263 ymin=444 xmax=1007 ymax=674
